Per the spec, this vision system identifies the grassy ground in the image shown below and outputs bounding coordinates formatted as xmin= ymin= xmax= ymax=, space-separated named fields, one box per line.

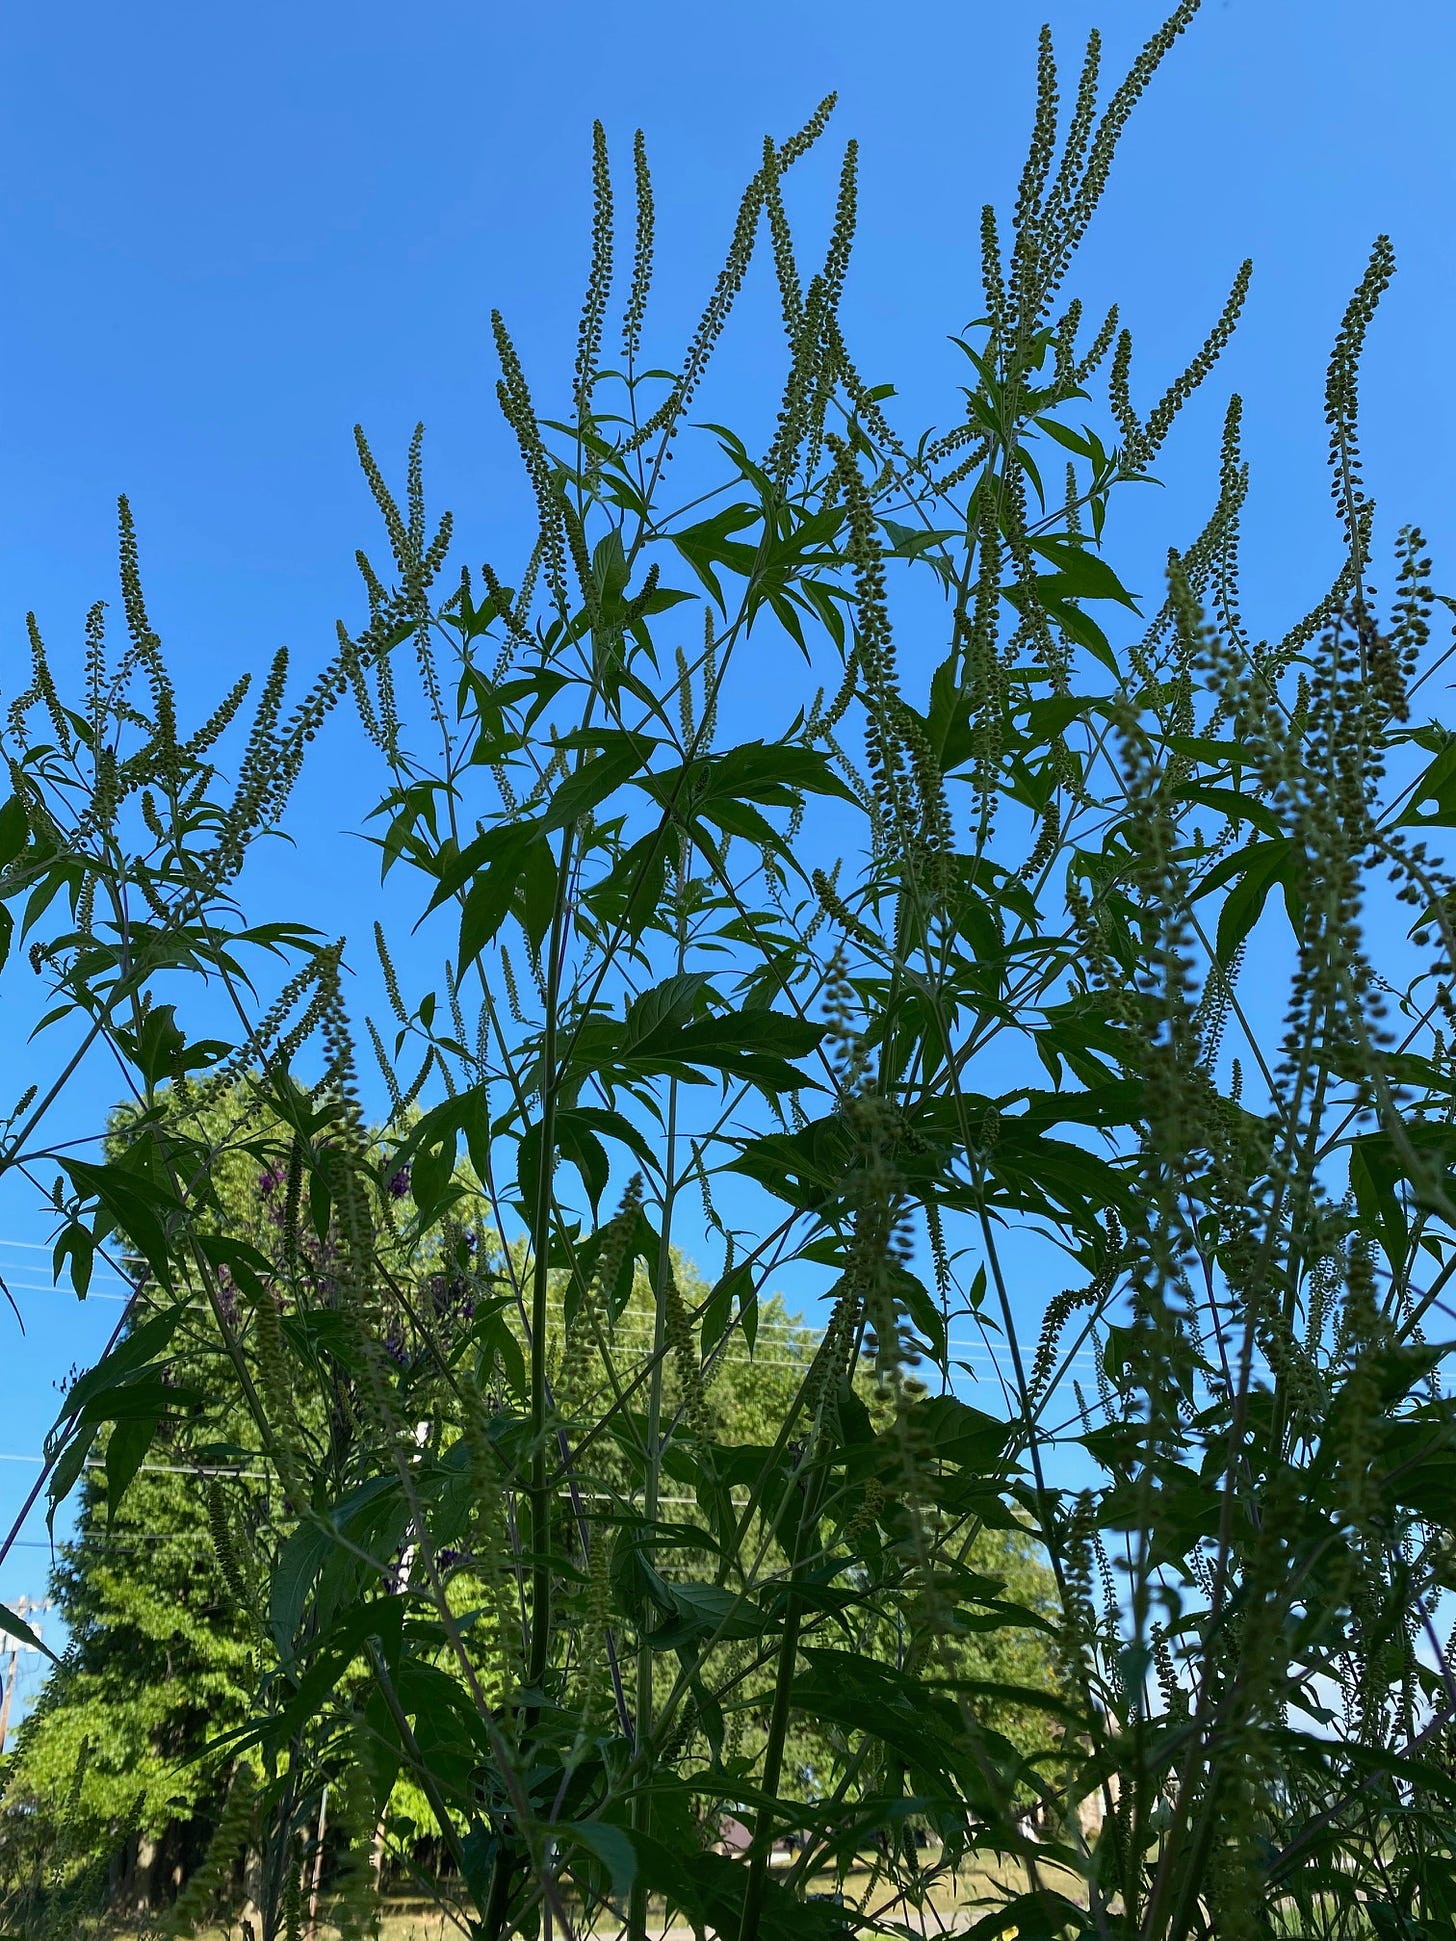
xmin=108 ymin=1860 xmax=1085 ymax=1939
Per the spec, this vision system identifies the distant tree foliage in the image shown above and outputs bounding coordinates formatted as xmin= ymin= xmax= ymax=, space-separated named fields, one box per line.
xmin=2 ymin=1091 xmax=1061 ymax=1923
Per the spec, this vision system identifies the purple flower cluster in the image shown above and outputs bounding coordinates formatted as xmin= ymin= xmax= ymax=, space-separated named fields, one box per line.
xmin=258 ymin=1164 xmax=292 ymax=1235
xmin=379 ymin=1542 xmax=476 ymax=1595
xmin=426 ymin=1272 xmax=476 ymax=1325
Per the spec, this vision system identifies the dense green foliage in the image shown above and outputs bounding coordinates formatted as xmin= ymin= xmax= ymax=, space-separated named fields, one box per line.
xmin=3 ymin=4 xmax=1456 ymax=1937
xmin=2 ymin=1464 xmax=258 ymax=1912
xmin=1 ymin=1096 xmax=1059 ymax=1927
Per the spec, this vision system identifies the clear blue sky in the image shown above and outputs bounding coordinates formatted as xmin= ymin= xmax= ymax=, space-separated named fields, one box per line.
xmin=2 ymin=0 xmax=1454 ymax=1624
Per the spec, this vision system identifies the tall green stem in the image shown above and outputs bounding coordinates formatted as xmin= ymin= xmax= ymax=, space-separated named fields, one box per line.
xmin=628 ymin=860 xmax=689 ymax=1941
xmin=527 ymin=835 xmax=576 ymax=1692
xmin=738 ymin=1459 xmax=822 ymax=1941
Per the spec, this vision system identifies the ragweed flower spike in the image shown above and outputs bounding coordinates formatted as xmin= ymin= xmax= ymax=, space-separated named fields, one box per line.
xmin=1053 ymin=296 xmax=1084 ymax=392
xmin=811 ymin=864 xmax=880 ymax=956
xmin=117 ymin=496 xmax=169 ymax=694
xmin=979 ymin=204 xmax=1008 ymax=345
xmin=574 ymin=120 xmax=615 ymax=421
xmin=217 ymin=944 xmax=328 ymax=1084
xmin=663 ymin=1259 xmax=705 ymax=1428
xmin=1138 ymin=257 xmax=1253 ymax=465
xmin=1074 ymin=300 xmax=1119 ymax=385
xmin=162 ymin=1770 xmax=260 ymax=1939
xmin=1042 ymin=30 xmax=1102 ymax=237
xmin=20 ymin=613 xmax=74 ymax=761
xmin=775 ymin=92 xmax=837 ymax=170
xmin=366 ymin=1017 xmax=405 ymax=1118
xmin=340 ymin=619 xmax=387 ymax=754
xmin=205 ymin=1477 xmax=253 ymax=1615
xmin=828 ymin=434 xmax=913 ymax=858
xmin=622 ymin=127 xmax=655 ymax=365
xmin=1384 ymin=522 xmax=1433 ymax=717
xmin=631 ymin=106 xmax=834 ymax=456
xmin=660 ymin=169 xmax=766 ymax=429
xmin=1325 ymin=234 xmax=1396 ymax=595
xmin=776 ymin=140 xmax=860 ymax=486
xmin=178 ymin=669 xmax=251 ymax=765
xmin=821 ymin=139 xmax=858 ymax=322
xmin=82 ymin=598 xmax=107 ymax=741
xmin=355 ymin=422 xmax=418 ymax=583
xmin=700 ymin=605 xmax=718 ymax=748
xmin=675 ymin=645 xmax=695 ymax=745
xmin=1065 ymin=0 xmax=1200 ymax=267
xmin=1007 ymin=24 xmax=1062 ymax=327
xmin=481 ymin=559 xmax=533 ymax=646
xmin=493 ymin=310 xmax=569 ymax=618
xmin=762 ymin=133 xmax=804 ymax=342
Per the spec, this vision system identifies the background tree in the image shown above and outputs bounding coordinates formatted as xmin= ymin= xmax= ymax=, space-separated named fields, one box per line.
xmin=0 ymin=1086 xmax=1065 ymax=1929
xmin=1 ymin=1461 xmax=260 ymax=1921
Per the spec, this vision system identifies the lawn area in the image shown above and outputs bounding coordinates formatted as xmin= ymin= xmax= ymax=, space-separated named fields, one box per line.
xmin=106 ymin=1859 xmax=1087 ymax=1939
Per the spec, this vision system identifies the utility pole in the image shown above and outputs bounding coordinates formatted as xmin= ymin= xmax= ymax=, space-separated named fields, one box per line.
xmin=0 ymin=1596 xmax=51 ymax=1754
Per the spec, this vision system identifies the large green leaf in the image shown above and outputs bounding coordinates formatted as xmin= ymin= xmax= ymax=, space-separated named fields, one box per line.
xmin=789 ymin=1648 xmax=1007 ymax=1809
xmin=425 ymin=815 xmax=543 ymax=912
xmin=45 ymin=1303 xmax=187 ymax=1451
xmin=622 ymin=971 xmax=710 ymax=1047
xmin=458 ymin=824 xmax=552 ymax=970
xmin=0 ymin=1600 xmax=58 ymax=1664
xmin=542 ymin=729 xmax=658 ymax=832
xmin=1025 ymin=534 xmax=1139 ymax=609
xmin=570 ymin=999 xmax=825 ymax=1096
xmin=617 ymin=1826 xmax=847 ymax=1941
xmin=559 ymin=1820 xmax=637 ymax=1899
xmin=671 ymin=502 xmax=760 ymax=611
xmin=648 ymin=1579 xmax=770 ymax=1646
xmin=631 ymin=1007 xmax=825 ymax=1091
xmin=59 ymin=1158 xmax=181 ymax=1289
xmin=1397 ymin=732 xmax=1456 ymax=829
xmin=104 ymin=1412 xmax=160 ymax=1522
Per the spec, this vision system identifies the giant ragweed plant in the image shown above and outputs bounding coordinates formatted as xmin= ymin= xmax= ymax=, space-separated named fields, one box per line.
xmin=3 ymin=6 xmax=1456 ymax=1940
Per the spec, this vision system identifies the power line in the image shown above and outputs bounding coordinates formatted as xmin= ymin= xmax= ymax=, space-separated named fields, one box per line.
xmin=0 ymin=1243 xmax=126 ymax=1280
xmin=0 ymin=1294 xmax=1073 ymax=1366
xmin=0 ymin=1241 xmax=1084 ymax=1330
xmin=1 ymin=1283 xmax=129 ymax=1304
xmin=0 ymin=1239 xmax=1097 ymax=1364
xmin=0 ymin=1451 xmax=271 ymax=1480
xmin=4 ymin=1306 xmax=1085 ymax=1368
xmin=13 ymin=1541 xmax=185 ymax=1556
xmin=0 ymin=1482 xmax=754 ymax=1551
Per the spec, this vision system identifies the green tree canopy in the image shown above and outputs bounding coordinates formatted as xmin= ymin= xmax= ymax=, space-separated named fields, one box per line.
xmin=2 ymin=1082 xmax=1060 ymax=1928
